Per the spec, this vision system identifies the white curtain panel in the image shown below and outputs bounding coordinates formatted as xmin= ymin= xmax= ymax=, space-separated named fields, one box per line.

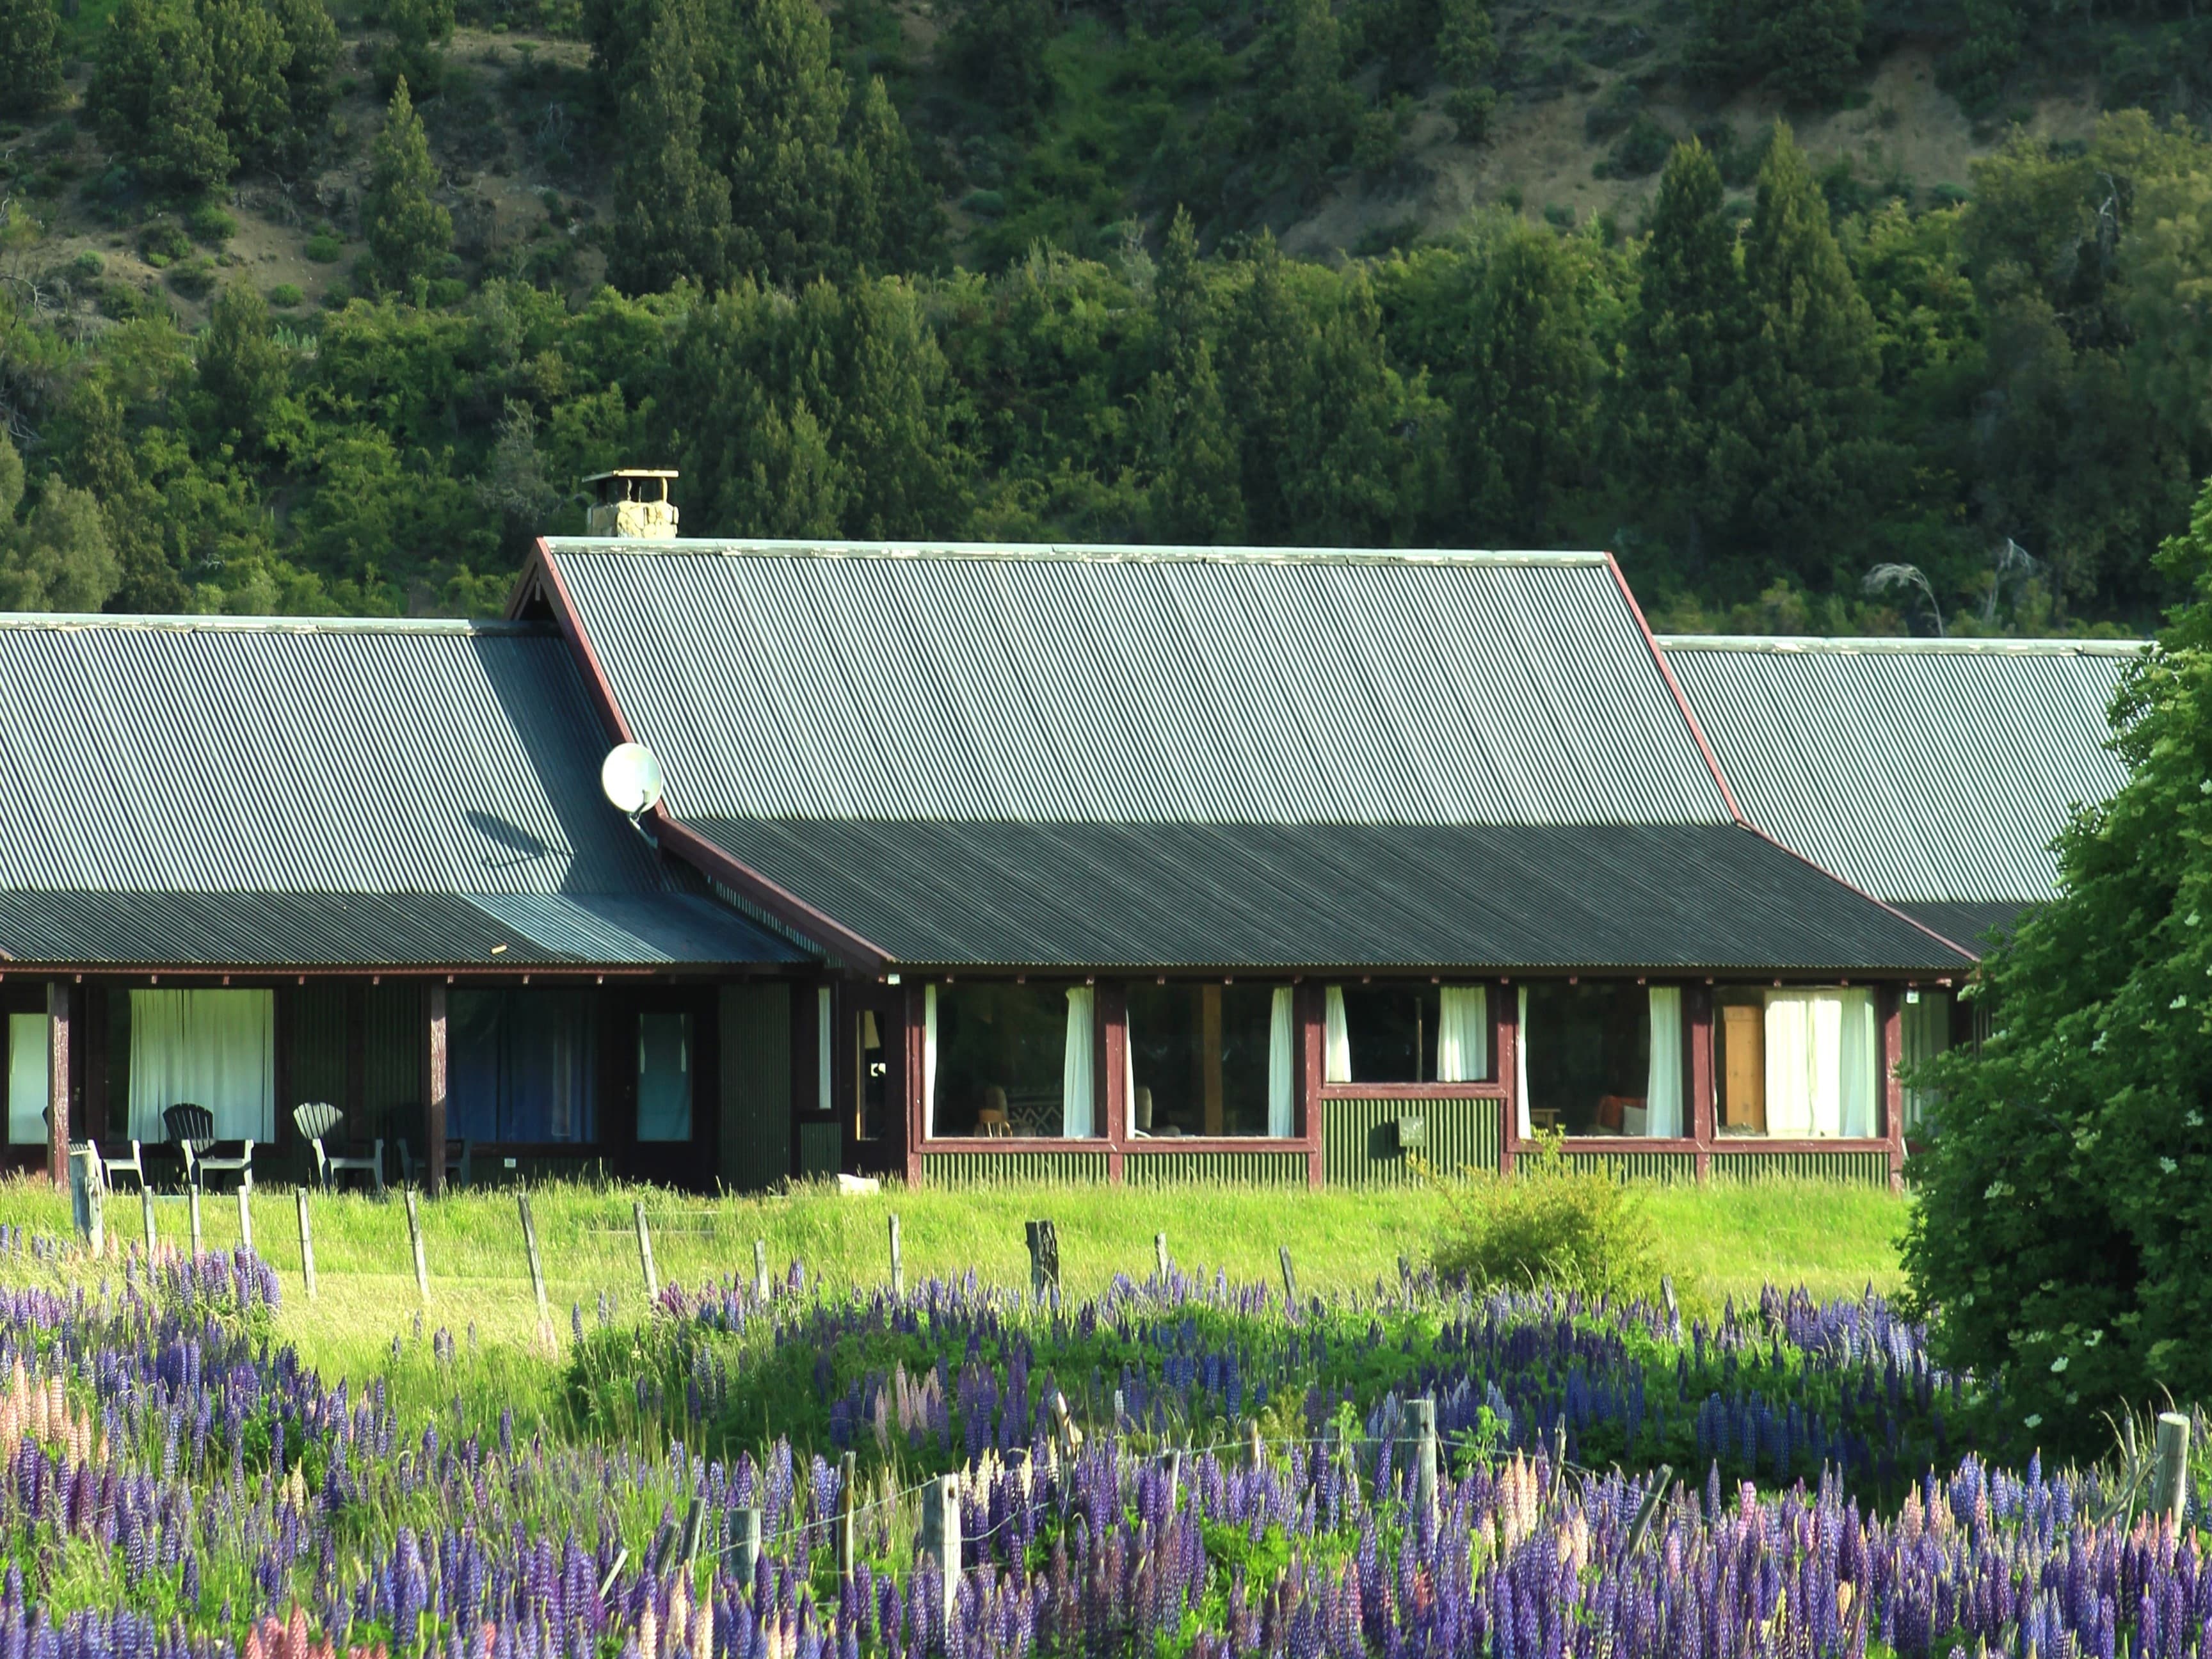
xmin=1062 ymin=987 xmax=1096 ymax=1139
xmin=1763 ymin=992 xmax=1815 ymax=1137
xmin=7 ymin=1013 xmax=47 ymax=1145
xmin=1123 ymin=1023 xmax=1136 ymax=1132
xmin=1838 ymin=988 xmax=1878 ymax=1137
xmin=1645 ymin=987 xmax=1683 ymax=1137
xmin=1267 ymin=986 xmax=1295 ymax=1137
xmin=922 ymin=984 xmax=939 ymax=1136
xmin=1323 ymin=986 xmax=1352 ymax=1084
xmin=1898 ymin=991 xmax=1951 ymax=1131
xmin=1764 ymin=990 xmax=1878 ymax=1138
xmin=1516 ymin=986 xmax=1531 ymax=1138
xmin=1436 ymin=986 xmax=1489 ymax=1082
xmin=129 ymin=989 xmax=274 ymax=1141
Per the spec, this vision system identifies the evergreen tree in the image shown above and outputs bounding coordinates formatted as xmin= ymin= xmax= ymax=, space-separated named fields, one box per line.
xmin=942 ymin=0 xmax=1055 ymax=127
xmin=1266 ymin=0 xmax=1356 ymax=188
xmin=200 ymin=0 xmax=293 ymax=159
xmin=1617 ymin=139 xmax=1744 ymax=570
xmin=712 ymin=0 xmax=851 ymax=287
xmin=842 ymin=76 xmax=938 ymax=276
xmin=1143 ymin=208 xmax=1244 ymax=543
xmin=362 ymin=78 xmax=453 ymax=296
xmin=0 ymin=0 xmax=65 ymax=115
xmin=197 ymin=284 xmax=291 ymax=456
xmin=378 ymin=0 xmax=453 ymax=95
xmin=609 ymin=0 xmax=730 ymax=294
xmin=1462 ymin=224 xmax=1599 ymax=542
xmin=89 ymin=0 xmax=234 ymax=189
xmin=1436 ymin=0 xmax=1497 ymax=140
xmin=0 ymin=437 xmax=122 ymax=614
xmin=1731 ymin=122 xmax=1884 ymax=581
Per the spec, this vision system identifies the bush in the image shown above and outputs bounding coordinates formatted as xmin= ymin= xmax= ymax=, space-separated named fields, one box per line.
xmin=1431 ymin=1136 xmax=1664 ymax=1301
xmin=138 ymin=218 xmax=191 ymax=266
xmin=267 ymin=282 xmax=304 ymax=306
xmin=187 ymin=202 xmax=237 ymax=245
xmin=166 ymin=255 xmax=217 ymax=298
xmin=70 ymin=250 xmax=104 ymax=278
xmin=1596 ymin=113 xmax=1674 ymax=179
xmin=304 ymin=232 xmax=344 ymax=262
xmin=1445 ymin=85 xmax=1496 ymax=143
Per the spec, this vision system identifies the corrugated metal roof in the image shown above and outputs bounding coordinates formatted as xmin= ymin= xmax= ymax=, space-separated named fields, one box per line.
xmin=1660 ymin=636 xmax=2142 ymax=906
xmin=682 ymin=817 xmax=1971 ymax=970
xmin=0 ymin=615 xmax=805 ymax=966
xmin=543 ymin=541 xmax=1736 ymax=827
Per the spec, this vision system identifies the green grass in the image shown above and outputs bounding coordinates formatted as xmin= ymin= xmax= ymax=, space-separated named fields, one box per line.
xmin=0 ymin=1173 xmax=1908 ymax=1422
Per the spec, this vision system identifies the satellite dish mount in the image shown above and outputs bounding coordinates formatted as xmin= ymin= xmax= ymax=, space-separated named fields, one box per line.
xmin=601 ymin=743 xmax=666 ymax=843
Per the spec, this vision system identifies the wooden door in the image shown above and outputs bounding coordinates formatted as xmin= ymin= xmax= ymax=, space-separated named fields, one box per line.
xmin=1721 ymin=1003 xmax=1766 ymax=1132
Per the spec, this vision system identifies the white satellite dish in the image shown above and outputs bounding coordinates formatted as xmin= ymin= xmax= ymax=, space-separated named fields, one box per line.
xmin=600 ymin=742 xmax=665 ymax=817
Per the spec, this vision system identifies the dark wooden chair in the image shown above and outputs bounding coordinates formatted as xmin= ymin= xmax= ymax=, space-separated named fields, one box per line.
xmin=163 ymin=1103 xmax=254 ymax=1192
xmin=293 ymin=1102 xmax=383 ymax=1194
xmin=396 ymin=1135 xmax=472 ymax=1190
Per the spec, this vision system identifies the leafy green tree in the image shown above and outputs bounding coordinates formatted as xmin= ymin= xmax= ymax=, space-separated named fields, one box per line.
xmin=196 ymin=284 xmax=292 ymax=456
xmin=0 ymin=0 xmax=65 ymax=115
xmin=89 ymin=0 xmax=234 ymax=190
xmin=711 ymin=0 xmax=851 ymax=287
xmin=942 ymin=0 xmax=1055 ymax=127
xmin=842 ymin=76 xmax=939 ymax=275
xmin=0 ymin=437 xmax=122 ymax=614
xmin=1692 ymin=0 xmax=1861 ymax=106
xmin=1903 ymin=485 xmax=2212 ymax=1459
xmin=608 ymin=0 xmax=730 ymax=294
xmin=362 ymin=79 xmax=454 ymax=297
xmin=1263 ymin=0 xmax=1357 ymax=189
xmin=1142 ymin=209 xmax=1244 ymax=543
xmin=1437 ymin=0 xmax=1498 ymax=140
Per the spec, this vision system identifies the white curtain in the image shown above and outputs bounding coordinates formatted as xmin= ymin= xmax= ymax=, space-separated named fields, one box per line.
xmin=1516 ymin=986 xmax=1531 ymax=1138
xmin=1436 ymin=986 xmax=1489 ymax=1082
xmin=7 ymin=1013 xmax=47 ymax=1145
xmin=1123 ymin=1023 xmax=1137 ymax=1132
xmin=1764 ymin=990 xmax=1879 ymax=1139
xmin=1323 ymin=986 xmax=1352 ymax=1084
xmin=922 ymin=984 xmax=939 ymax=1136
xmin=1645 ymin=987 xmax=1684 ymax=1137
xmin=1899 ymin=991 xmax=1952 ymax=1132
xmin=129 ymin=990 xmax=273 ymax=1142
xmin=817 ymin=987 xmax=833 ymax=1114
xmin=1062 ymin=987 xmax=1096 ymax=1139
xmin=1267 ymin=986 xmax=1295 ymax=1138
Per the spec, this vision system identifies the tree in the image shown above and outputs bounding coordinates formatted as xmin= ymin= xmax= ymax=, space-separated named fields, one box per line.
xmin=362 ymin=79 xmax=453 ymax=297
xmin=1142 ymin=209 xmax=1244 ymax=543
xmin=942 ymin=0 xmax=1055 ymax=127
xmin=377 ymin=0 xmax=453 ymax=97
xmin=197 ymin=284 xmax=291 ymax=454
xmin=1265 ymin=0 xmax=1356 ymax=189
xmin=608 ymin=0 xmax=730 ymax=294
xmin=0 ymin=436 xmax=122 ymax=614
xmin=88 ymin=0 xmax=234 ymax=190
xmin=711 ymin=0 xmax=852 ymax=287
xmin=0 ymin=0 xmax=65 ymax=115
xmin=1692 ymin=0 xmax=1861 ymax=106
xmin=1902 ymin=479 xmax=2212 ymax=1460
xmin=200 ymin=0 xmax=292 ymax=159
xmin=842 ymin=76 xmax=938 ymax=276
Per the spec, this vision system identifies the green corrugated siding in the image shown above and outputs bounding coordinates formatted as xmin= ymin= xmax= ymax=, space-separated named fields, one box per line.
xmin=1708 ymin=1149 xmax=1891 ymax=1185
xmin=289 ymin=984 xmax=348 ymax=1112
xmin=1562 ymin=1150 xmax=1698 ymax=1183
xmin=719 ymin=983 xmax=790 ymax=1192
xmin=1124 ymin=1151 xmax=1306 ymax=1185
xmin=920 ymin=1152 xmax=1110 ymax=1185
xmin=797 ymin=1121 xmax=842 ymax=1177
xmin=1324 ymin=1098 xmax=1502 ymax=1185
xmin=364 ymin=984 xmax=419 ymax=1142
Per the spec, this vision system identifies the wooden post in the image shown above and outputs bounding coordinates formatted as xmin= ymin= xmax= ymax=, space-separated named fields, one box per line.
xmin=1410 ymin=1396 xmax=1438 ymax=1521
xmin=68 ymin=1145 xmax=102 ymax=1254
xmin=753 ymin=1238 xmax=771 ymax=1299
xmin=681 ymin=1493 xmax=705 ymax=1564
xmin=1627 ymin=1464 xmax=1674 ymax=1553
xmin=633 ymin=1202 xmax=658 ymax=1301
xmin=422 ymin=982 xmax=448 ymax=1198
xmin=1164 ymin=1448 xmax=1182 ymax=1512
xmin=140 ymin=1184 xmax=156 ymax=1257
xmin=2153 ymin=1412 xmax=2192 ymax=1524
xmin=921 ymin=1475 xmax=959 ymax=1626
xmin=295 ymin=1187 xmax=316 ymax=1300
xmin=1277 ymin=1245 xmax=1297 ymax=1308
xmin=45 ymin=982 xmax=70 ymax=1190
xmin=596 ymin=1548 xmax=629 ymax=1603
xmin=188 ymin=1184 xmax=203 ymax=1258
xmin=1025 ymin=1219 xmax=1059 ymax=1301
xmin=236 ymin=1184 xmax=252 ymax=1254
xmin=518 ymin=1193 xmax=549 ymax=1328
xmin=1050 ymin=1388 xmax=1083 ymax=1456
xmin=1496 ymin=980 xmax=1520 ymax=1177
xmin=1153 ymin=1230 xmax=1169 ymax=1281
xmin=1689 ymin=986 xmax=1716 ymax=1184
xmin=731 ymin=1508 xmax=762 ymax=1586
xmin=888 ymin=1210 xmax=903 ymax=1296
xmin=1549 ymin=1418 xmax=1567 ymax=1500
xmin=1881 ymin=987 xmax=1907 ymax=1193
xmin=406 ymin=1189 xmax=430 ymax=1303
xmin=835 ymin=1450 xmax=858 ymax=1578
xmin=1246 ymin=1420 xmax=1265 ymax=1471
xmin=1660 ymin=1275 xmax=1679 ymax=1333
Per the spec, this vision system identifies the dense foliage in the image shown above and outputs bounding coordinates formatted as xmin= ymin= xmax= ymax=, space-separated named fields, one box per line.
xmin=1429 ymin=1139 xmax=1664 ymax=1302
xmin=1904 ymin=472 xmax=2212 ymax=1463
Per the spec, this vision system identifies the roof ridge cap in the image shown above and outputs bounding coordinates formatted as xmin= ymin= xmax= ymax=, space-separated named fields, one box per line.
xmin=541 ymin=537 xmax=1612 ymax=567
xmin=0 ymin=614 xmax=546 ymax=636
xmin=1657 ymin=633 xmax=2150 ymax=655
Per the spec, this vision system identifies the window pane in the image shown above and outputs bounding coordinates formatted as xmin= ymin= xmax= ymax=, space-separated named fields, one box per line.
xmin=1719 ymin=988 xmax=1880 ymax=1139
xmin=933 ymin=984 xmax=1071 ymax=1137
xmin=1900 ymin=990 xmax=1952 ymax=1133
xmin=1128 ymin=983 xmax=1288 ymax=1137
xmin=1523 ymin=982 xmax=1649 ymax=1135
xmin=637 ymin=1012 xmax=691 ymax=1142
xmin=1338 ymin=985 xmax=1439 ymax=1082
xmin=450 ymin=990 xmax=598 ymax=1143
xmin=8 ymin=1013 xmax=46 ymax=1144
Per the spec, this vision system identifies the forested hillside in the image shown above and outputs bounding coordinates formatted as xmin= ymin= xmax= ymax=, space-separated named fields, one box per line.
xmin=0 ymin=0 xmax=2202 ymax=628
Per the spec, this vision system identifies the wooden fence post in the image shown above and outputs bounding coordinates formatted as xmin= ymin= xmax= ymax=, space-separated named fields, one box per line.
xmin=921 ymin=1475 xmax=960 ymax=1628
xmin=68 ymin=1148 xmax=102 ymax=1255
xmin=633 ymin=1201 xmax=657 ymax=1302
xmin=1247 ymin=1420 xmax=1265 ymax=1471
xmin=731 ymin=1509 xmax=762 ymax=1587
xmin=1278 ymin=1245 xmax=1298 ymax=1307
xmin=188 ymin=1185 xmax=202 ymax=1258
xmin=405 ymin=1189 xmax=430 ymax=1303
xmin=1410 ymin=1397 xmax=1439 ymax=1522
xmin=681 ymin=1493 xmax=705 ymax=1564
xmin=1627 ymin=1464 xmax=1674 ymax=1553
xmin=235 ymin=1185 xmax=252 ymax=1254
xmin=295 ymin=1187 xmax=316 ymax=1301
xmin=836 ymin=1450 xmax=858 ymax=1578
xmin=518 ymin=1193 xmax=549 ymax=1330
xmin=1154 ymin=1231 xmax=1169 ymax=1280
xmin=141 ymin=1185 xmax=156 ymax=1258
xmin=888 ymin=1211 xmax=903 ymax=1297
xmin=1025 ymin=1219 xmax=1059 ymax=1301
xmin=1164 ymin=1448 xmax=1182 ymax=1512
xmin=2154 ymin=1412 xmax=2193 ymax=1524
xmin=753 ymin=1238 xmax=770 ymax=1300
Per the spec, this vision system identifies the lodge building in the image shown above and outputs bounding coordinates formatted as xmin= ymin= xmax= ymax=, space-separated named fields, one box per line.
xmin=0 ymin=536 xmax=2142 ymax=1195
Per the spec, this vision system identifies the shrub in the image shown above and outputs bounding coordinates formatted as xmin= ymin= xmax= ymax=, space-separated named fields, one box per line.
xmin=267 ymin=282 xmax=303 ymax=306
xmin=1445 ymin=85 xmax=1496 ymax=143
xmin=304 ymin=232 xmax=344 ymax=262
xmin=1431 ymin=1136 xmax=1664 ymax=1302
xmin=138 ymin=218 xmax=191 ymax=266
xmin=166 ymin=255 xmax=216 ymax=298
xmin=70 ymin=250 xmax=104 ymax=278
xmin=1597 ymin=113 xmax=1674 ymax=179
xmin=187 ymin=202 xmax=237 ymax=244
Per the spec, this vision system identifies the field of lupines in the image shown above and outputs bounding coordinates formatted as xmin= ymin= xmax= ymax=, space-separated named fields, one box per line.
xmin=1 ymin=1220 xmax=2206 ymax=1659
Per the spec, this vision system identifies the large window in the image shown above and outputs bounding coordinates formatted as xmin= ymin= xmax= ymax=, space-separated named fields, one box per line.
xmin=1519 ymin=982 xmax=1684 ymax=1137
xmin=1324 ymin=984 xmax=1490 ymax=1083
xmin=1715 ymin=988 xmax=1879 ymax=1138
xmin=126 ymin=989 xmax=275 ymax=1142
xmin=7 ymin=1013 xmax=45 ymax=1145
xmin=1898 ymin=989 xmax=1952 ymax=1134
xmin=636 ymin=1011 xmax=692 ymax=1142
xmin=450 ymin=989 xmax=598 ymax=1143
xmin=1127 ymin=982 xmax=1294 ymax=1138
xmin=925 ymin=983 xmax=1095 ymax=1138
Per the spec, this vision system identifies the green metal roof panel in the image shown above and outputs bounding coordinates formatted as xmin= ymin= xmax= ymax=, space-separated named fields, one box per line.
xmin=1660 ymin=636 xmax=2142 ymax=906
xmin=0 ymin=616 xmax=805 ymax=966
xmin=681 ymin=817 xmax=1972 ymax=971
xmin=542 ymin=541 xmax=1737 ymax=827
